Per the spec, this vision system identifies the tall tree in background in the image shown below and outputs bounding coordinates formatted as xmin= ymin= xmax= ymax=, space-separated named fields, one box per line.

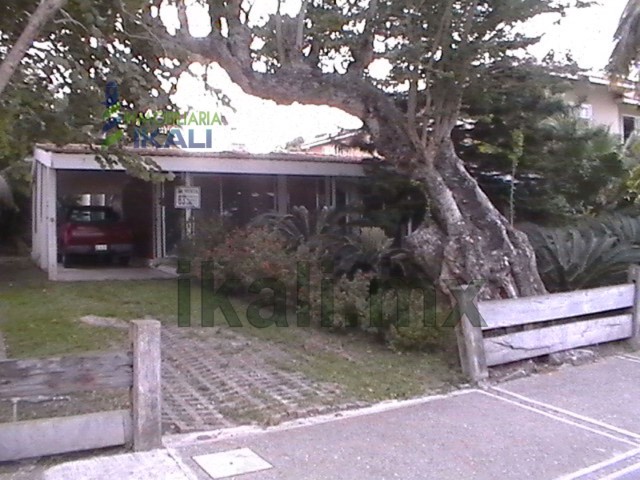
xmin=609 ymin=0 xmax=640 ymax=78
xmin=138 ymin=0 xmax=589 ymax=299
xmin=458 ymin=61 xmax=625 ymax=224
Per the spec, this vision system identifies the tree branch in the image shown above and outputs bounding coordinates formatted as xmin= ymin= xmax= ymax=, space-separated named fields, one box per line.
xmin=351 ymin=0 xmax=378 ymax=73
xmin=295 ymin=0 xmax=309 ymax=52
xmin=176 ymin=0 xmax=189 ymax=34
xmin=274 ymin=0 xmax=287 ymax=64
xmin=0 ymin=0 xmax=67 ymax=100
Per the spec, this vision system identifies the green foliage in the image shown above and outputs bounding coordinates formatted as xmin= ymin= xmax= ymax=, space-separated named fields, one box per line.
xmin=185 ymin=212 xmax=443 ymax=348
xmin=0 ymin=0 xmax=188 ymax=244
xmin=329 ymin=227 xmax=423 ymax=280
xmin=358 ymin=162 xmax=426 ymax=241
xmin=524 ymin=215 xmax=640 ymax=292
xmin=307 ymin=271 xmax=374 ymax=331
xmin=459 ymin=62 xmax=625 ymax=224
xmin=387 ymin=293 xmax=448 ymax=353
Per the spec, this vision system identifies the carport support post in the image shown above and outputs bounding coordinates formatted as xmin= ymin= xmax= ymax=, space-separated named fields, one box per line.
xmin=628 ymin=265 xmax=640 ymax=350
xmin=44 ymin=165 xmax=58 ymax=280
xmin=454 ymin=287 xmax=488 ymax=383
xmin=130 ymin=320 xmax=162 ymax=451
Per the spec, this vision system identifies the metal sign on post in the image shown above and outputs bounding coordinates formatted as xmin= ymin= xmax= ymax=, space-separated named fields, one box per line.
xmin=174 ymin=186 xmax=201 ymax=209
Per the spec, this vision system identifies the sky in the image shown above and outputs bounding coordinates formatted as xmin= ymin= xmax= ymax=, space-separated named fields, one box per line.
xmin=170 ymin=0 xmax=629 ymax=153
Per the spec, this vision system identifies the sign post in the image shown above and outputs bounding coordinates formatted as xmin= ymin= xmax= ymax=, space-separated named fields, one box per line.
xmin=175 ymin=185 xmax=200 ymax=239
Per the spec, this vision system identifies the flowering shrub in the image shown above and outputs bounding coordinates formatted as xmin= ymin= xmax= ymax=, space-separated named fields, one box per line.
xmin=203 ymin=226 xmax=305 ymax=292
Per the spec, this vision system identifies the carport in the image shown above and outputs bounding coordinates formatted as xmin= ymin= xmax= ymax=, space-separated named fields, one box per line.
xmin=31 ymin=144 xmax=365 ymax=281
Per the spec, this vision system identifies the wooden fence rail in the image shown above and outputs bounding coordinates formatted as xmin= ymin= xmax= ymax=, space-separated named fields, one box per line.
xmin=457 ymin=266 xmax=640 ymax=383
xmin=0 ymin=319 xmax=161 ymax=462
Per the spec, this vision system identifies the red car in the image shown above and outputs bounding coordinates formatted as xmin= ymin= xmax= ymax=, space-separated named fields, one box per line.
xmin=57 ymin=205 xmax=134 ymax=267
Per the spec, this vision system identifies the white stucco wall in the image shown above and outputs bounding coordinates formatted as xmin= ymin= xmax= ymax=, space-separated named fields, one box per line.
xmin=565 ymin=82 xmax=623 ymax=135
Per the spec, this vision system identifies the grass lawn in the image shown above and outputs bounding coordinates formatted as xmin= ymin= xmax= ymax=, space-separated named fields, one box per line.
xmin=0 ymin=257 xmax=463 ymax=402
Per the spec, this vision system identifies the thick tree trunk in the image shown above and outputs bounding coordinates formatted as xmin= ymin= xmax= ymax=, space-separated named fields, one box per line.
xmin=405 ymin=137 xmax=546 ymax=300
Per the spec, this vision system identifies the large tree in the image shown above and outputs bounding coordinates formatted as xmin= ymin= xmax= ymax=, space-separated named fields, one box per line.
xmin=134 ymin=0 xmax=587 ymax=299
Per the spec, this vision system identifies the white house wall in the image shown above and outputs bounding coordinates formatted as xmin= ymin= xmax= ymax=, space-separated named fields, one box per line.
xmin=565 ymin=83 xmax=623 ymax=135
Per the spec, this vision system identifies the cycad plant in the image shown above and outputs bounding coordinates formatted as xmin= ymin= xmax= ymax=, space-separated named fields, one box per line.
xmin=330 ymin=226 xmax=423 ymax=281
xmin=525 ymin=216 xmax=640 ymax=292
xmin=250 ymin=205 xmax=346 ymax=249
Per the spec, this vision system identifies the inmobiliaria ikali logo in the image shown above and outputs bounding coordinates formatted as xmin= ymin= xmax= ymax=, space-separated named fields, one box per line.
xmin=101 ymin=81 xmax=226 ymax=149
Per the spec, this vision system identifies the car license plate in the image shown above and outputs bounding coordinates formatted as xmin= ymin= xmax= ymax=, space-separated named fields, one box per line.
xmin=95 ymin=244 xmax=108 ymax=251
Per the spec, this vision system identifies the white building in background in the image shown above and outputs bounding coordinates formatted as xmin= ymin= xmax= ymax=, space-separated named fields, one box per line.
xmin=565 ymin=76 xmax=640 ymax=141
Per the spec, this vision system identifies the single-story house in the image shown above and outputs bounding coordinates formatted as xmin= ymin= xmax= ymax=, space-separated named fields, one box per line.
xmin=31 ymin=144 xmax=365 ymax=280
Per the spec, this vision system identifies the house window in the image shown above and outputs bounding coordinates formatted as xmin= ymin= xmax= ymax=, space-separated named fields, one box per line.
xmin=578 ymin=104 xmax=593 ymax=121
xmin=286 ymin=176 xmax=328 ymax=213
xmin=623 ymin=115 xmax=640 ymax=142
xmin=221 ymin=174 xmax=276 ymax=226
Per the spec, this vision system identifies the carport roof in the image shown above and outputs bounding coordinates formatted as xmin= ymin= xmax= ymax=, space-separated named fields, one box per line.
xmin=34 ymin=143 xmax=367 ymax=176
xmin=35 ymin=143 xmax=366 ymax=163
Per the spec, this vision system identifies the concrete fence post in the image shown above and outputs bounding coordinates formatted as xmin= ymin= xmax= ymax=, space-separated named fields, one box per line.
xmin=130 ymin=319 xmax=162 ymax=451
xmin=628 ymin=265 xmax=640 ymax=351
xmin=454 ymin=287 xmax=488 ymax=383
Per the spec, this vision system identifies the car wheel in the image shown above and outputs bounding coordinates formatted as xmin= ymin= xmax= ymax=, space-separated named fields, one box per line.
xmin=119 ymin=256 xmax=131 ymax=267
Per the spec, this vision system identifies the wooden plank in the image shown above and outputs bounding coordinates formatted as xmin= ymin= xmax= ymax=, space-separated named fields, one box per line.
xmin=0 ymin=351 xmax=132 ymax=399
xmin=484 ymin=314 xmax=633 ymax=367
xmin=0 ymin=409 xmax=131 ymax=462
xmin=478 ymin=284 xmax=634 ymax=330
xmin=454 ymin=289 xmax=488 ymax=383
xmin=130 ymin=319 xmax=162 ymax=451
xmin=628 ymin=265 xmax=640 ymax=350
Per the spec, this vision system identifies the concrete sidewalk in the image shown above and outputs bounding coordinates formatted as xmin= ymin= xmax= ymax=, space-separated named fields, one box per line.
xmin=41 ymin=354 xmax=640 ymax=480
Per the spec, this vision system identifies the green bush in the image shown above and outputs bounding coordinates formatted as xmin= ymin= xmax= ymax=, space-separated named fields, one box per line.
xmin=304 ymin=270 xmax=373 ymax=330
xmin=185 ymin=211 xmax=443 ymax=349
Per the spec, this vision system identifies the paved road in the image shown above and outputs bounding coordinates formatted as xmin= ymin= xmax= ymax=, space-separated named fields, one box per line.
xmin=42 ymin=354 xmax=640 ymax=479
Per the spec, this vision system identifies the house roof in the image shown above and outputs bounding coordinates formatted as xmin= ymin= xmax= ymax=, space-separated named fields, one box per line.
xmin=299 ymin=130 xmax=362 ymax=150
xmin=569 ymin=74 xmax=640 ymax=106
xmin=33 ymin=144 xmax=367 ymax=177
xmin=35 ymin=143 xmax=366 ymax=164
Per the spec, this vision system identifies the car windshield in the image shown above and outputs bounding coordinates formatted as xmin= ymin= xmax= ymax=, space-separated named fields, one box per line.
xmin=68 ymin=208 xmax=120 ymax=223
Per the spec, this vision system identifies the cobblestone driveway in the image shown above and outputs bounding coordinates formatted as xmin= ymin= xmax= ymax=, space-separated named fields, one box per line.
xmin=161 ymin=325 xmax=361 ymax=433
